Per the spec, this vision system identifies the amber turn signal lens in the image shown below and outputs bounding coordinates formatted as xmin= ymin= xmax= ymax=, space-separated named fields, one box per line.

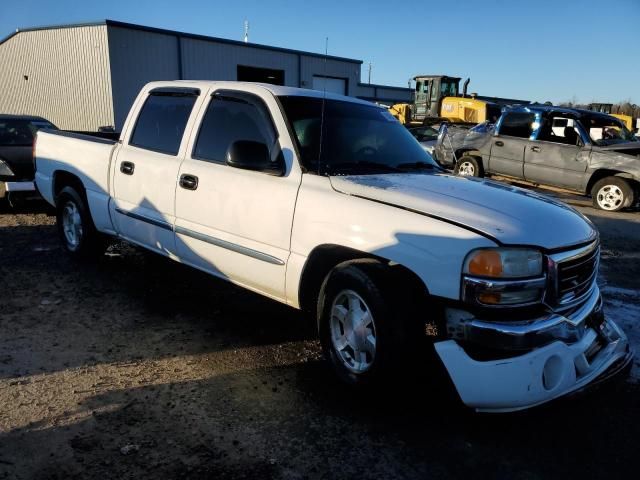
xmin=467 ymin=250 xmax=503 ymax=277
xmin=478 ymin=292 xmax=502 ymax=304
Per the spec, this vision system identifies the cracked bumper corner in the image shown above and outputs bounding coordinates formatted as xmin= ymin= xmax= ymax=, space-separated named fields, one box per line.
xmin=434 ymin=317 xmax=632 ymax=412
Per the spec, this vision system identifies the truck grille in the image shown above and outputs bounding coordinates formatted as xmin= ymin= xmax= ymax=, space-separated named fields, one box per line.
xmin=555 ymin=244 xmax=599 ymax=307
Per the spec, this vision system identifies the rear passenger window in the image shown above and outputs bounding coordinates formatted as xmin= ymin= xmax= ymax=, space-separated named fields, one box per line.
xmin=193 ymin=93 xmax=276 ymax=163
xmin=130 ymin=93 xmax=197 ymax=155
xmin=499 ymin=112 xmax=536 ymax=138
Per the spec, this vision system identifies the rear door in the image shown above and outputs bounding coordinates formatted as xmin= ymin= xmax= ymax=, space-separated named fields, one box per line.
xmin=174 ymin=88 xmax=302 ymax=301
xmin=111 ymin=87 xmax=201 ymax=255
xmin=524 ymin=115 xmax=590 ymax=189
xmin=488 ymin=111 xmax=536 ymax=178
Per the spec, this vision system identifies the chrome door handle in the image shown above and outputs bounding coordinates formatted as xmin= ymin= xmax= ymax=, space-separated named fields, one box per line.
xmin=120 ymin=161 xmax=135 ymax=175
xmin=179 ymin=174 xmax=199 ymax=190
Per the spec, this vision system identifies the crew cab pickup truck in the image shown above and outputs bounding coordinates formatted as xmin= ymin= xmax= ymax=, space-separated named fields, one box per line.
xmin=35 ymin=81 xmax=632 ymax=412
xmin=434 ymin=105 xmax=640 ymax=212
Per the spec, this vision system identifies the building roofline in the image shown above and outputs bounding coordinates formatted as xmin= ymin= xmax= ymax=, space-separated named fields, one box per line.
xmin=0 ymin=19 xmax=363 ymax=64
xmin=359 ymin=82 xmax=411 ymax=91
xmin=0 ymin=20 xmax=106 ymax=46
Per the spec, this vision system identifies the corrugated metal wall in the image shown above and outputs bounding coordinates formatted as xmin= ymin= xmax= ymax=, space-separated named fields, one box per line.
xmin=107 ymin=26 xmax=180 ymax=130
xmin=355 ymin=84 xmax=412 ymax=104
xmin=0 ymin=25 xmax=113 ymax=131
xmin=181 ymin=37 xmax=299 ymax=86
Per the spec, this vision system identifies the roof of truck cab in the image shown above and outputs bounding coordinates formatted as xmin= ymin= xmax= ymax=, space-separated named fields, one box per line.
xmin=148 ymin=80 xmax=379 ymax=107
xmin=506 ymin=104 xmax=619 ymax=121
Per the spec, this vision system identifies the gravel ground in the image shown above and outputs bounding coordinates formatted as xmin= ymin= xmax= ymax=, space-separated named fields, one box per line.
xmin=0 ymin=190 xmax=638 ymax=480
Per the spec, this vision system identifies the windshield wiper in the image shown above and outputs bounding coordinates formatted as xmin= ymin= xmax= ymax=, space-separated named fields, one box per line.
xmin=326 ymin=161 xmax=403 ymax=174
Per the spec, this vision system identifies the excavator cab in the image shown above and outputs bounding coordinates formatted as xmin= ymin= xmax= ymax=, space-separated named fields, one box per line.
xmin=413 ymin=75 xmax=461 ymax=121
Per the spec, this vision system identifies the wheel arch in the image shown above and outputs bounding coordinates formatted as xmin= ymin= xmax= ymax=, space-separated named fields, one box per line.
xmin=455 ymin=149 xmax=483 ymax=166
xmin=586 ymin=169 xmax=638 ymax=195
xmin=297 ymin=243 xmax=430 ymax=314
xmin=52 ymin=170 xmax=87 ymax=203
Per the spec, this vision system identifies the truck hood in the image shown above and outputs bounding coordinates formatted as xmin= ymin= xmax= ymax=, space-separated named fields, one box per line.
xmin=593 ymin=141 xmax=640 ymax=156
xmin=330 ymin=173 xmax=598 ymax=250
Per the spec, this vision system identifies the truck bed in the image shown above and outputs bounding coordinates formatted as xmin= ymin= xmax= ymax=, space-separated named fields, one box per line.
xmin=35 ymin=129 xmax=118 ymax=234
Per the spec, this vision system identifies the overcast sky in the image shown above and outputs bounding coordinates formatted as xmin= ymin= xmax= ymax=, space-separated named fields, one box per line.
xmin=1 ymin=0 xmax=638 ymax=105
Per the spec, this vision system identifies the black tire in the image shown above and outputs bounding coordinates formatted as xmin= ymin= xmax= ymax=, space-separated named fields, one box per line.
xmin=454 ymin=155 xmax=483 ymax=177
xmin=591 ymin=176 xmax=635 ymax=212
xmin=317 ymin=259 xmax=421 ymax=387
xmin=56 ymin=186 xmax=107 ymax=258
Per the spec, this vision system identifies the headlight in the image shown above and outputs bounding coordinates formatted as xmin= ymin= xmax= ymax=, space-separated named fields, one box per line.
xmin=462 ymin=248 xmax=546 ymax=307
xmin=0 ymin=159 xmax=15 ymax=177
xmin=464 ymin=248 xmax=543 ymax=278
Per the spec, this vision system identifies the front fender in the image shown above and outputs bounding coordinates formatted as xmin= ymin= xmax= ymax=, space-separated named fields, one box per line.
xmin=285 ymin=175 xmax=495 ymax=307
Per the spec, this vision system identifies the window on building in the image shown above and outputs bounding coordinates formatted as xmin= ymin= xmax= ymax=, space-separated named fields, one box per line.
xmin=193 ymin=92 xmax=276 ymax=164
xmin=499 ymin=112 xmax=536 ymax=138
xmin=129 ymin=93 xmax=197 ymax=155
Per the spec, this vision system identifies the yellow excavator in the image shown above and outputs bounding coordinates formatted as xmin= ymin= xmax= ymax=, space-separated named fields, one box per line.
xmin=389 ymin=75 xmax=528 ymax=126
xmin=589 ymin=103 xmax=639 ymax=133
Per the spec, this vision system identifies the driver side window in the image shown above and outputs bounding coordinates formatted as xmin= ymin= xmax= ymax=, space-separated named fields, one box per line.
xmin=193 ymin=91 xmax=276 ymax=164
xmin=536 ymin=117 xmax=581 ymax=146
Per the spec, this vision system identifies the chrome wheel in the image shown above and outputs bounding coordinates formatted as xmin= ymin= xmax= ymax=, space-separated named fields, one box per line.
xmin=62 ymin=201 xmax=83 ymax=249
xmin=330 ymin=289 xmax=377 ymax=374
xmin=596 ymin=184 xmax=624 ymax=211
xmin=457 ymin=161 xmax=476 ymax=176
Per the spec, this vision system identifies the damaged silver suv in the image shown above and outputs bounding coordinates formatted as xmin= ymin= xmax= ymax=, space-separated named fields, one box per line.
xmin=437 ymin=106 xmax=640 ymax=211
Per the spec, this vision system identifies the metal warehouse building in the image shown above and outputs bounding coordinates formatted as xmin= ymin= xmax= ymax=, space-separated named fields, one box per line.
xmin=0 ymin=20 xmax=411 ymax=131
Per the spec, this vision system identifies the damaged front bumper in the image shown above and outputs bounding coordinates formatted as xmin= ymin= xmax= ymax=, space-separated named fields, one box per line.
xmin=435 ymin=286 xmax=633 ymax=412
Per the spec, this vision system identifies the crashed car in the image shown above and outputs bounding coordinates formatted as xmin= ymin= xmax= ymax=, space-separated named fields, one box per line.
xmin=435 ymin=105 xmax=640 ymax=211
xmin=34 ymin=81 xmax=632 ymax=412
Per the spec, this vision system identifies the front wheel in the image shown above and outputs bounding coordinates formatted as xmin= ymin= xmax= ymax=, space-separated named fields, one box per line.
xmin=56 ymin=186 xmax=107 ymax=258
xmin=591 ymin=177 xmax=635 ymax=211
xmin=454 ymin=156 xmax=483 ymax=177
xmin=317 ymin=260 xmax=419 ymax=386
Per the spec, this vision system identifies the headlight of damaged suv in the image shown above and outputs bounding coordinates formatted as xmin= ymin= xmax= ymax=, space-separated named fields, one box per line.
xmin=462 ymin=248 xmax=546 ymax=307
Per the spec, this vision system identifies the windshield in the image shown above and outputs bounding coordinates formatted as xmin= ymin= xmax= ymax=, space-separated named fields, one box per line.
xmin=278 ymin=96 xmax=439 ymax=175
xmin=0 ymin=118 xmax=56 ymax=146
xmin=580 ymin=115 xmax=636 ymax=146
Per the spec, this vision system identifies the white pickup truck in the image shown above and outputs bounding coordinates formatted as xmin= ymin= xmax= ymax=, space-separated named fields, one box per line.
xmin=35 ymin=81 xmax=632 ymax=412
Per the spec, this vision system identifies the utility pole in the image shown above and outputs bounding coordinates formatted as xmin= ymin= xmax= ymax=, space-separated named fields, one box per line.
xmin=244 ymin=20 xmax=249 ymax=43
xmin=367 ymin=61 xmax=372 ymax=84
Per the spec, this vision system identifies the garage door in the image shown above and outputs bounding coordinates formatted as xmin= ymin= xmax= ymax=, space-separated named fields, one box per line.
xmin=312 ymin=76 xmax=347 ymax=95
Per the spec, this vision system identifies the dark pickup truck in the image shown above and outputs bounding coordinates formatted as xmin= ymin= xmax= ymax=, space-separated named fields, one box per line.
xmin=435 ymin=106 xmax=640 ymax=211
xmin=0 ymin=114 xmax=58 ymax=205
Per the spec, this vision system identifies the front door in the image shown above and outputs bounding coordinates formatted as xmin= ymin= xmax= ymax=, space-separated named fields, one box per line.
xmin=111 ymin=87 xmax=201 ymax=255
xmin=174 ymin=87 xmax=302 ymax=301
xmin=524 ymin=115 xmax=590 ymax=189
xmin=489 ymin=111 xmax=537 ymax=178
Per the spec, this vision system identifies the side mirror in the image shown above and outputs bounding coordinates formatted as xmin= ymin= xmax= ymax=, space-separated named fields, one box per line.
xmin=226 ymin=140 xmax=285 ymax=176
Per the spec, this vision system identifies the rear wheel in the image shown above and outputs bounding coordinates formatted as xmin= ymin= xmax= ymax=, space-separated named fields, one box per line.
xmin=56 ymin=186 xmax=107 ymax=258
xmin=317 ymin=259 xmax=421 ymax=386
xmin=591 ymin=177 xmax=635 ymax=211
xmin=454 ymin=156 xmax=483 ymax=177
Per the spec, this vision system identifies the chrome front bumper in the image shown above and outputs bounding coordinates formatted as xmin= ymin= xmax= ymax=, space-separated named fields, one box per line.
xmin=436 ymin=287 xmax=633 ymax=412
xmin=446 ymin=285 xmax=604 ymax=350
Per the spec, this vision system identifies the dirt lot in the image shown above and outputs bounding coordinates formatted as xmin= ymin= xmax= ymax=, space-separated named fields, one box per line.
xmin=0 ymin=189 xmax=638 ymax=480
